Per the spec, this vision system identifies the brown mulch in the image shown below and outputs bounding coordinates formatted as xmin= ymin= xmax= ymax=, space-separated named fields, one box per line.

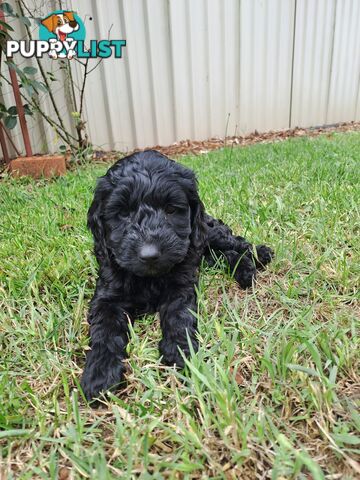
xmin=91 ymin=121 xmax=360 ymax=163
xmin=2 ymin=121 xmax=360 ymax=172
xmin=131 ymin=121 xmax=360 ymax=158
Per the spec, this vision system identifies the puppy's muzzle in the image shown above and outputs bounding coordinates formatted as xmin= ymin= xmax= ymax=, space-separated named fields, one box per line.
xmin=139 ymin=243 xmax=160 ymax=264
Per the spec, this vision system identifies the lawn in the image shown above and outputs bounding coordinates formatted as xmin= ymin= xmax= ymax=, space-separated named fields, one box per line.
xmin=0 ymin=132 xmax=359 ymax=479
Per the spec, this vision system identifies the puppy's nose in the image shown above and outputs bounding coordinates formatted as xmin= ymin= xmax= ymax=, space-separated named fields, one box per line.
xmin=139 ymin=244 xmax=160 ymax=262
xmin=69 ymin=20 xmax=77 ymax=28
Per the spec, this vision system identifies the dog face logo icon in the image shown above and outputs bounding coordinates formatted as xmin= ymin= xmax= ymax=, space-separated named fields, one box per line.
xmin=41 ymin=12 xmax=79 ymax=42
xmin=39 ymin=10 xmax=86 ymax=59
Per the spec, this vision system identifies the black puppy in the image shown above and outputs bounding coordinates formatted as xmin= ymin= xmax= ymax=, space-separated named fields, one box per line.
xmin=81 ymin=150 xmax=272 ymax=400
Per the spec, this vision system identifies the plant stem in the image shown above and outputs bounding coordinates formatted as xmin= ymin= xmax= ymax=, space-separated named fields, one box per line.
xmin=17 ymin=0 xmax=76 ymax=147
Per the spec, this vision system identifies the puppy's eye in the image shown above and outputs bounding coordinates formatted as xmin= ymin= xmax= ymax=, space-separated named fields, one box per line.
xmin=165 ymin=205 xmax=177 ymax=215
xmin=57 ymin=20 xmax=62 ymax=25
xmin=119 ymin=208 xmax=130 ymax=217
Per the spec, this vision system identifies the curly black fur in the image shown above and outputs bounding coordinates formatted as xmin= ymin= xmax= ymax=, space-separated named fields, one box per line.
xmin=81 ymin=150 xmax=273 ymax=400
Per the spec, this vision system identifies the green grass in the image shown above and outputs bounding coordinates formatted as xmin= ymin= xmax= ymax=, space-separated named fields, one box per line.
xmin=0 ymin=132 xmax=359 ymax=479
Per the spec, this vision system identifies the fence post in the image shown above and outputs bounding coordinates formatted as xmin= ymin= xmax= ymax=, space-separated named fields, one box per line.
xmin=0 ymin=122 xmax=10 ymax=163
xmin=0 ymin=3 xmax=33 ymax=157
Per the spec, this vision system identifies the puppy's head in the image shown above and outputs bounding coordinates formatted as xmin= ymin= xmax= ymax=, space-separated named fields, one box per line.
xmin=41 ymin=12 xmax=79 ymax=38
xmin=88 ymin=151 xmax=206 ymax=276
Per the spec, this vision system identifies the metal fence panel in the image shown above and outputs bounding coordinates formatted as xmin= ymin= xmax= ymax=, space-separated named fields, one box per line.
xmin=290 ymin=0 xmax=337 ymax=128
xmin=1 ymin=0 xmax=359 ymax=157
xmin=326 ymin=0 xmax=360 ymax=124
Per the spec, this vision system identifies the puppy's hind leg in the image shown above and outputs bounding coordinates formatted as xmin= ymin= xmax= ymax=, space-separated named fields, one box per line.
xmin=234 ymin=236 xmax=273 ymax=270
xmin=225 ymin=249 xmax=257 ymax=289
xmin=204 ymin=214 xmax=273 ymax=288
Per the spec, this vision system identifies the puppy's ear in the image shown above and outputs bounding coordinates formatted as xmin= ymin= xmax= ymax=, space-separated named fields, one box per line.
xmin=64 ymin=11 xmax=79 ymax=29
xmin=64 ymin=11 xmax=75 ymax=21
xmin=190 ymin=197 xmax=207 ymax=251
xmin=87 ymin=181 xmax=110 ymax=264
xmin=41 ymin=15 xmax=57 ymax=33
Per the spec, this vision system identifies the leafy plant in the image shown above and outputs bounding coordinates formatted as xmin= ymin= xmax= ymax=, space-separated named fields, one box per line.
xmin=0 ymin=4 xmax=39 ymax=131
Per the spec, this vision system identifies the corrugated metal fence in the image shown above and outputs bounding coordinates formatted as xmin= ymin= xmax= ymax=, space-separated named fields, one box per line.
xmin=1 ymin=0 xmax=360 ymax=157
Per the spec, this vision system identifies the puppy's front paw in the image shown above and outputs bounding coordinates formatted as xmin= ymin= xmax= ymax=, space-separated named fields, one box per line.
xmin=159 ymin=337 xmax=198 ymax=369
xmin=80 ymin=348 xmax=126 ymax=402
